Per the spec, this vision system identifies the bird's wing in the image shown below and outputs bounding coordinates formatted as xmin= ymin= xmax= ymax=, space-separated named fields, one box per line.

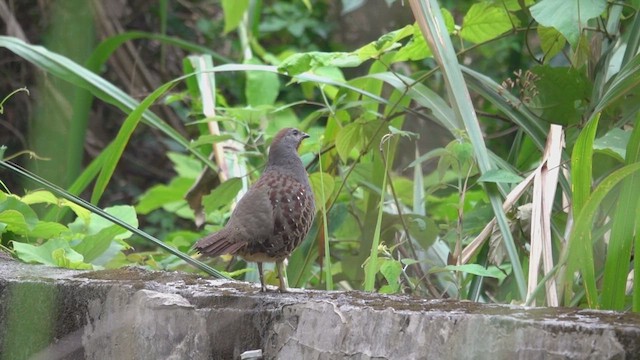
xmin=226 ymin=184 xmax=274 ymax=245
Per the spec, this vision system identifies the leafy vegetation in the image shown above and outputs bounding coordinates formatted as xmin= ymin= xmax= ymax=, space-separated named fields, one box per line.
xmin=1 ymin=0 xmax=640 ymax=311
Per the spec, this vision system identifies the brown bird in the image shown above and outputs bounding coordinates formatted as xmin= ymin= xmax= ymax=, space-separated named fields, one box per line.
xmin=194 ymin=128 xmax=315 ymax=291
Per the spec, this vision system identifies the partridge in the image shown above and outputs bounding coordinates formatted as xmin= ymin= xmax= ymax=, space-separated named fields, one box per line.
xmin=194 ymin=128 xmax=315 ymax=291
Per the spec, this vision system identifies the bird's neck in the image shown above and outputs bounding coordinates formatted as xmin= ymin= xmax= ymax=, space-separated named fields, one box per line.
xmin=266 ymin=146 xmax=308 ymax=184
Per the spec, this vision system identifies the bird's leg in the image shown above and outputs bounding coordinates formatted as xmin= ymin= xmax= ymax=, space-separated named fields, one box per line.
xmin=257 ymin=262 xmax=267 ymax=292
xmin=276 ymin=260 xmax=289 ymax=292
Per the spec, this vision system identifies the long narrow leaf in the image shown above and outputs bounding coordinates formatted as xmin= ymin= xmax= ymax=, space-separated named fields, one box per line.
xmin=409 ymin=0 xmax=526 ymax=299
xmin=601 ymin=120 xmax=640 ymax=309
xmin=569 ymin=162 xmax=640 ymax=307
xmin=92 ymin=81 xmax=177 ymax=203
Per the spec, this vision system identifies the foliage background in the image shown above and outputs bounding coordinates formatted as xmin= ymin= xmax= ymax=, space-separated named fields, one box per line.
xmin=1 ymin=0 xmax=640 ymax=312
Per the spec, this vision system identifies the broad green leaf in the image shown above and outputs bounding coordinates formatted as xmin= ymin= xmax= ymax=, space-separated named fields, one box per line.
xmin=74 ymin=226 xmax=125 ymax=263
xmin=29 ymin=221 xmax=69 ymax=239
xmin=0 ymin=197 xmax=38 ymax=231
xmin=20 ymin=190 xmax=60 ymax=205
xmin=379 ymin=259 xmax=402 ymax=294
xmin=245 ymin=58 xmax=280 ymax=107
xmin=538 ymin=26 xmax=566 ymax=62
xmin=202 ymin=178 xmax=243 ymax=214
xmin=51 ymin=247 xmax=93 ymax=270
xmin=530 ymin=0 xmax=606 ymax=47
xmin=167 ymin=152 xmax=204 ymax=179
xmin=335 ymin=122 xmax=362 ymax=163
xmin=308 ymin=172 xmax=335 ymax=207
xmin=393 ymin=30 xmax=431 ymax=62
xmin=594 ymin=128 xmax=630 ymax=162
xmin=80 ymin=205 xmax=138 ymax=240
xmin=278 ymin=52 xmax=362 ymax=76
xmin=355 ymin=25 xmax=413 ymax=60
xmin=0 ymin=210 xmax=31 ymax=234
xmin=460 ymin=2 xmax=517 ymax=44
xmin=529 ymin=66 xmax=591 ymax=126
xmin=221 ymin=0 xmax=249 ymax=34
xmin=22 ymin=190 xmax=91 ymax=222
xmin=136 ymin=177 xmax=193 ymax=215
xmin=13 ymin=238 xmax=92 ymax=269
xmin=478 ymin=169 xmax=524 ymax=183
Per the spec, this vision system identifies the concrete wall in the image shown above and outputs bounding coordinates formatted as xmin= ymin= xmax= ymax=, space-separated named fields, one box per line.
xmin=1 ymin=258 xmax=639 ymax=360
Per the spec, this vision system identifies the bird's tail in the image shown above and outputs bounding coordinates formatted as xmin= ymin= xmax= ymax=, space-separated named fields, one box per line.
xmin=193 ymin=228 xmax=245 ymax=257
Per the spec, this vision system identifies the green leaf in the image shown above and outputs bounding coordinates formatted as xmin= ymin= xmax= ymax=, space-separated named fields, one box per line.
xmin=221 ymin=0 xmax=249 ymax=34
xmin=379 ymin=259 xmax=402 ymax=293
xmin=13 ymin=238 xmax=93 ymax=270
xmin=90 ymin=206 xmax=137 ymax=239
xmin=335 ymin=122 xmax=362 ymax=163
xmin=478 ymin=169 xmax=524 ymax=183
xmin=22 ymin=190 xmax=91 ymax=222
xmin=308 ymin=172 xmax=335 ymax=207
xmin=167 ymin=152 xmax=203 ymax=179
xmin=530 ymin=0 xmax=606 ymax=47
xmin=245 ymin=58 xmax=280 ymax=107
xmin=460 ymin=2 xmax=517 ymax=44
xmin=0 ymin=210 xmax=31 ymax=234
xmin=393 ymin=30 xmax=431 ymax=62
xmin=429 ymin=264 xmax=510 ymax=281
xmin=538 ymin=26 xmax=566 ymax=62
xmin=594 ymin=128 xmax=630 ymax=162
xmin=202 ymin=178 xmax=243 ymax=214
xmin=52 ymin=247 xmax=94 ymax=270
xmin=529 ymin=66 xmax=591 ymax=126
xmin=356 ymin=25 xmax=414 ymax=61
xmin=189 ymin=134 xmax=235 ymax=149
xmin=136 ymin=177 xmax=193 ymax=215
xmin=74 ymin=225 xmax=125 ymax=263
xmin=278 ymin=52 xmax=362 ymax=76
xmin=0 ymin=197 xmax=38 ymax=232
xmin=29 ymin=221 xmax=69 ymax=239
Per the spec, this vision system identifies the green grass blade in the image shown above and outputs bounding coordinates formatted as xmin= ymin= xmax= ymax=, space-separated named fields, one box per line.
xmin=565 ymin=114 xmax=599 ymax=305
xmin=569 ymin=162 xmax=640 ymax=307
xmin=86 ymin=31 xmax=232 ymax=72
xmin=91 ymin=80 xmax=177 ymax=203
xmin=409 ymin=0 xmax=526 ymax=299
xmin=318 ymin=156 xmax=333 ymax=290
xmin=601 ymin=119 xmax=640 ymax=309
xmin=571 ymin=116 xmax=599 ymax=214
xmin=364 ymin=139 xmax=392 ymax=292
xmin=0 ymin=36 xmax=215 ymax=170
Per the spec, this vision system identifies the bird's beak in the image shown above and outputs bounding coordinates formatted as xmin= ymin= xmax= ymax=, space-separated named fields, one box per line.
xmin=302 ymin=132 xmax=310 ymax=139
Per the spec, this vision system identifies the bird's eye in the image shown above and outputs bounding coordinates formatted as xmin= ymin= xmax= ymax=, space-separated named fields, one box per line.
xmin=292 ymin=129 xmax=299 ymax=136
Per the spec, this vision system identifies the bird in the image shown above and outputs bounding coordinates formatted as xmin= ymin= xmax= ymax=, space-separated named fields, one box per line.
xmin=194 ymin=128 xmax=315 ymax=292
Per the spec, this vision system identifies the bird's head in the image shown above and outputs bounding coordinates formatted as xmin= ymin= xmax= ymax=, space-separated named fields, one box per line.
xmin=267 ymin=128 xmax=310 ymax=167
xmin=271 ymin=128 xmax=310 ymax=151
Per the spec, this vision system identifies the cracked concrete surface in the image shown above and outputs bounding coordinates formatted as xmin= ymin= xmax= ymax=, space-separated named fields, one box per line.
xmin=0 ymin=259 xmax=639 ymax=360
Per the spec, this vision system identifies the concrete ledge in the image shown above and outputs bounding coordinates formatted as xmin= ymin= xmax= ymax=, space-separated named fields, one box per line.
xmin=0 ymin=258 xmax=639 ymax=360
